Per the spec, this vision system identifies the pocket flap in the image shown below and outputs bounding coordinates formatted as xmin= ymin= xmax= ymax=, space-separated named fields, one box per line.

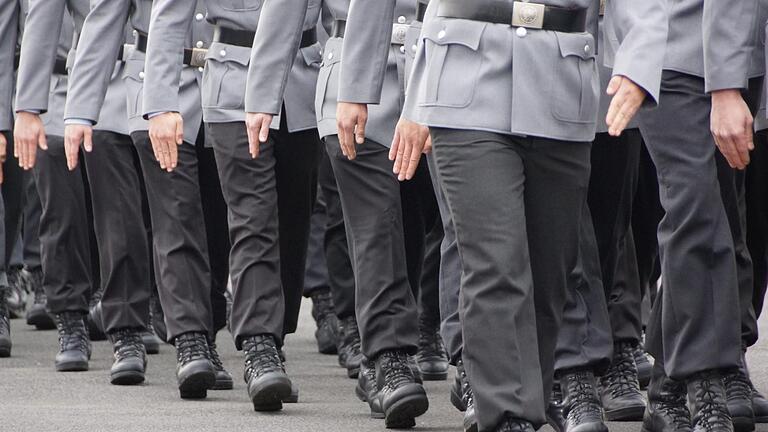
xmin=205 ymin=42 xmax=251 ymax=66
xmin=123 ymin=58 xmax=145 ymax=81
xmin=321 ymin=37 xmax=343 ymax=67
xmin=422 ymin=19 xmax=485 ymax=51
xmin=301 ymin=42 xmax=323 ymax=67
xmin=555 ymin=32 xmax=596 ymax=60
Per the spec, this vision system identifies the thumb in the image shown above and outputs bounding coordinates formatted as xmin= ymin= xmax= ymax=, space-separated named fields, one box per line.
xmin=38 ymin=130 xmax=48 ymax=150
xmin=176 ymin=121 xmax=184 ymax=145
xmin=259 ymin=117 xmax=270 ymax=143
xmin=83 ymin=128 xmax=93 ymax=152
xmin=607 ymin=75 xmax=623 ymax=96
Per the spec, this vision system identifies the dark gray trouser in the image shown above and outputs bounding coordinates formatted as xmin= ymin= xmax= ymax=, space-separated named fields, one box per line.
xmin=318 ymin=146 xmax=356 ymax=320
xmin=746 ymin=129 xmax=768 ymax=323
xmin=430 ymin=128 xmax=591 ymax=431
xmin=3 ymin=133 xmax=26 ymax=274
xmin=22 ymin=173 xmax=42 ymax=270
xmin=206 ymin=122 xmax=284 ymax=349
xmin=273 ymin=116 xmax=321 ymax=337
xmin=400 ymin=160 xmax=442 ymax=330
xmin=324 ymin=136 xmax=419 ymax=359
xmin=131 ymin=132 xmax=213 ymax=341
xmin=632 ymin=142 xmax=663 ymax=309
xmin=427 ymin=154 xmax=463 ymax=365
xmin=555 ymin=205 xmax=613 ymax=375
xmin=195 ymin=141 xmax=231 ymax=336
xmin=34 ymin=136 xmax=92 ymax=314
xmin=303 ymin=183 xmax=330 ymax=297
xmin=589 ymin=130 xmax=644 ymax=344
xmin=639 ymin=71 xmax=741 ymax=380
xmin=82 ymin=131 xmax=151 ymax=333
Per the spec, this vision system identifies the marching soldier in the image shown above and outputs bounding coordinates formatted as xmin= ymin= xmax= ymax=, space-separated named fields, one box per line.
xmin=246 ymin=0 xmax=431 ymax=427
xmin=15 ymin=0 xmax=153 ymax=384
xmin=143 ymin=0 xmax=323 ymax=410
xmin=62 ymin=0 xmax=234 ymax=398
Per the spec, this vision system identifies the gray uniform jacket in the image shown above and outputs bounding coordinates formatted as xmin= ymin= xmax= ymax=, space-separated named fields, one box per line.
xmin=65 ymin=0 xmax=211 ymax=144
xmin=344 ymin=0 xmax=666 ymax=143
xmin=0 ymin=0 xmax=19 ymax=133
xmin=245 ymin=0 xmax=414 ymax=146
xmin=142 ymin=0 xmax=321 ymax=132
xmin=15 ymin=0 xmax=128 ymax=136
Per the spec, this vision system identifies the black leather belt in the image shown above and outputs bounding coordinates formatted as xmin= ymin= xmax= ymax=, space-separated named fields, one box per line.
xmin=437 ymin=0 xmax=587 ymax=33
xmin=416 ymin=1 xmax=428 ymax=22
xmin=13 ymin=52 xmax=67 ymax=74
xmin=135 ymin=31 xmax=207 ymax=67
xmin=332 ymin=20 xmax=411 ymax=45
xmin=214 ymin=26 xmax=318 ymax=48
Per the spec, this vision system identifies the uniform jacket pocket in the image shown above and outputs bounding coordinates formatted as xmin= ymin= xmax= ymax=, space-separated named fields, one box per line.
xmin=122 ymin=58 xmax=145 ymax=119
xmin=202 ymin=43 xmax=250 ymax=110
xmin=315 ymin=38 xmax=342 ymax=121
xmin=551 ymin=32 xmax=598 ymax=124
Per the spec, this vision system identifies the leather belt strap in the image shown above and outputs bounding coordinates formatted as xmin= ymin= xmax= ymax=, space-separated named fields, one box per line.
xmin=416 ymin=1 xmax=428 ymax=22
xmin=213 ymin=26 xmax=317 ymax=48
xmin=437 ymin=0 xmax=587 ymax=33
xmin=332 ymin=20 xmax=411 ymax=45
xmin=135 ymin=31 xmax=207 ymax=68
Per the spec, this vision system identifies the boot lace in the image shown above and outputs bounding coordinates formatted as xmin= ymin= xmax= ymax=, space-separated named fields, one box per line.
xmin=565 ymin=371 xmax=603 ymax=424
xmin=209 ymin=341 xmax=226 ymax=372
xmin=56 ymin=312 xmax=90 ymax=354
xmin=175 ymin=332 xmax=209 ymax=364
xmin=497 ymin=417 xmax=534 ymax=432
xmin=111 ymin=329 xmax=144 ymax=361
xmin=379 ymin=350 xmax=415 ymax=392
xmin=724 ymin=368 xmax=753 ymax=403
xmin=342 ymin=317 xmax=362 ymax=356
xmin=457 ymin=359 xmax=475 ymax=408
xmin=692 ymin=374 xmax=733 ymax=431
xmin=601 ymin=342 xmax=642 ymax=398
xmin=418 ymin=322 xmax=448 ymax=361
xmin=243 ymin=335 xmax=284 ymax=382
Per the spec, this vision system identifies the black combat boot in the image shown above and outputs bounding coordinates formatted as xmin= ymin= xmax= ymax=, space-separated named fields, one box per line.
xmin=415 ymin=320 xmax=449 ymax=381
xmin=456 ymin=360 xmax=477 ymax=432
xmin=548 ymin=382 xmax=566 ymax=432
xmin=174 ymin=331 xmax=216 ymax=399
xmin=242 ymin=334 xmax=292 ymax=411
xmin=357 ymin=358 xmax=384 ymax=419
xmin=6 ymin=266 xmax=27 ymax=319
xmin=150 ymin=295 xmax=168 ymax=343
xmin=374 ymin=349 xmax=429 ymax=429
xmin=635 ymin=342 xmax=652 ymax=389
xmin=54 ymin=311 xmax=91 ymax=371
xmin=599 ymin=342 xmax=647 ymax=420
xmin=108 ymin=328 xmax=147 ymax=385
xmin=451 ymin=359 xmax=468 ymax=412
xmin=643 ymin=364 xmax=692 ymax=432
xmin=751 ymin=384 xmax=768 ymax=423
xmin=560 ymin=369 xmax=608 ymax=432
xmin=142 ymin=308 xmax=161 ymax=354
xmin=87 ymin=297 xmax=107 ymax=342
xmin=24 ymin=268 xmax=55 ymax=330
xmin=724 ymin=356 xmax=755 ymax=432
xmin=339 ymin=316 xmax=363 ymax=379
xmin=310 ymin=289 xmax=339 ymax=355
xmin=688 ymin=370 xmax=734 ymax=432
xmin=208 ymin=339 xmax=233 ymax=390
xmin=0 ymin=286 xmax=12 ymax=357
xmin=495 ymin=417 xmax=536 ymax=432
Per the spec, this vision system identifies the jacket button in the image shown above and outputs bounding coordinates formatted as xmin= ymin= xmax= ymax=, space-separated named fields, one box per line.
xmin=198 ymin=67 xmax=204 ymax=73
xmin=437 ymin=30 xmax=446 ymax=39
xmin=516 ymin=27 xmax=527 ymax=37
xmin=138 ymin=71 xmax=145 ymax=80
xmin=399 ymin=45 xmax=405 ymax=53
xmin=220 ymin=50 xmax=227 ymax=57
xmin=195 ymin=13 xmax=204 ymax=21
xmin=398 ymin=16 xmax=406 ymax=24
xmin=328 ymin=52 xmax=334 ymax=60
xmin=196 ymin=41 xmax=204 ymax=48
xmin=584 ymin=44 xmax=591 ymax=54
xmin=411 ymin=44 xmax=418 ymax=52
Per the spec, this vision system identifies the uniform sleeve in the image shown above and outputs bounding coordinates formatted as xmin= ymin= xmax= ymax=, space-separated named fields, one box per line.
xmin=0 ymin=0 xmax=19 ymax=132
xmin=703 ymin=0 xmax=758 ymax=93
xmin=15 ymin=0 xmax=67 ymax=114
xmin=337 ymin=0 xmax=396 ymax=104
xmin=142 ymin=0 xmax=196 ymax=117
xmin=606 ymin=0 xmax=669 ymax=105
xmin=64 ymin=0 xmax=131 ymax=124
xmin=244 ymin=0 xmax=310 ymax=114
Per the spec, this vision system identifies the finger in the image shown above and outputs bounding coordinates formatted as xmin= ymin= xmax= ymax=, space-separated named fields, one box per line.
xmin=397 ymin=137 xmax=413 ymax=181
xmin=404 ymin=144 xmax=423 ymax=181
xmin=155 ymin=136 xmax=167 ymax=170
xmin=39 ymin=132 xmax=48 ymax=151
xmin=423 ymin=135 xmax=433 ymax=154
xmin=719 ymin=136 xmax=741 ymax=169
xmin=168 ymin=137 xmax=178 ymax=171
xmin=606 ymin=76 xmax=623 ymax=96
xmin=83 ymin=129 xmax=93 ymax=153
xmin=389 ymin=129 xmax=401 ymax=162
xmin=393 ymin=133 xmax=407 ymax=175
xmin=355 ymin=116 xmax=366 ymax=145
xmin=64 ymin=134 xmax=76 ymax=171
xmin=605 ymin=92 xmax=625 ymax=131
xmin=0 ymin=165 xmax=4 ymax=184
xmin=246 ymin=124 xmax=258 ymax=158
xmin=341 ymin=124 xmax=356 ymax=160
xmin=259 ymin=117 xmax=270 ymax=143
xmin=21 ymin=137 xmax=30 ymax=169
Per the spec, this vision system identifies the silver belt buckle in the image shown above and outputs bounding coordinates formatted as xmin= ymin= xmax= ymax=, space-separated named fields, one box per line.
xmin=391 ymin=23 xmax=409 ymax=45
xmin=512 ymin=1 xmax=546 ymax=29
xmin=599 ymin=0 xmax=606 ymax=16
xmin=189 ymin=48 xmax=207 ymax=68
xmin=121 ymin=44 xmax=135 ymax=61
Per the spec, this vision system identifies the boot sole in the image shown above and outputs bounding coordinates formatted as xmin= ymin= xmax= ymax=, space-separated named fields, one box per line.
xmin=450 ymin=387 xmax=467 ymax=412
xmin=249 ymin=375 xmax=292 ymax=411
xmin=463 ymin=419 xmax=478 ymax=432
xmin=421 ymin=370 xmax=448 ymax=381
xmin=56 ymin=360 xmax=89 ymax=372
xmin=605 ymin=405 xmax=646 ymax=421
xmin=732 ymin=416 xmax=756 ymax=432
xmin=756 ymin=416 xmax=768 ymax=423
xmin=212 ymin=376 xmax=234 ymax=391
xmin=0 ymin=344 xmax=10 ymax=358
xmin=179 ymin=369 xmax=216 ymax=399
xmin=355 ymin=384 xmax=368 ymax=402
xmin=26 ymin=309 xmax=56 ymax=330
xmin=317 ymin=337 xmax=338 ymax=355
xmin=384 ymin=393 xmax=429 ymax=429
xmin=143 ymin=341 xmax=160 ymax=355
xmin=111 ymin=370 xmax=146 ymax=386
xmin=347 ymin=366 xmax=360 ymax=379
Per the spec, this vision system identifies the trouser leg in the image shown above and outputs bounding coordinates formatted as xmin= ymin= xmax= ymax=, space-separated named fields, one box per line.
xmin=318 ymin=146 xmax=355 ymax=320
xmin=431 ymin=128 xmax=590 ymax=430
xmin=274 ymin=120 xmax=321 ymax=336
xmin=3 ymin=135 xmax=26 ymax=270
xmin=206 ymin=122 xmax=283 ymax=349
xmin=746 ymin=130 xmax=768 ymax=321
xmin=33 ymin=136 xmax=91 ymax=314
xmin=303 ymin=185 xmax=330 ymax=297
xmin=639 ymin=72 xmax=741 ymax=379
xmin=195 ymin=136 xmax=230 ymax=335
xmin=632 ymin=144 xmax=663 ymax=308
xmin=131 ymin=132 xmax=213 ymax=341
xmin=83 ymin=131 xmax=151 ymax=332
xmin=22 ymin=174 xmax=42 ymax=270
xmin=324 ymin=136 xmax=418 ymax=358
